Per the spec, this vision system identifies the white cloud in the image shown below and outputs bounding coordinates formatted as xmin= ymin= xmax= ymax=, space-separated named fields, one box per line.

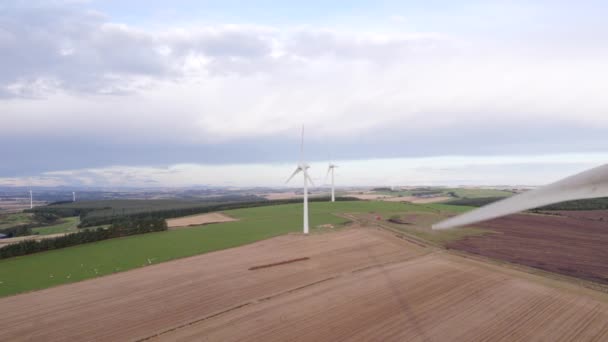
xmin=5 ymin=153 xmax=607 ymax=188
xmin=1 ymin=2 xmax=608 ymax=184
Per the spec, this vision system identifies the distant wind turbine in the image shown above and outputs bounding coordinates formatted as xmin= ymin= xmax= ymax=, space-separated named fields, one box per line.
xmin=326 ymin=163 xmax=338 ymax=202
xmin=29 ymin=188 xmax=33 ymax=209
xmin=286 ymin=126 xmax=315 ymax=234
xmin=73 ymin=191 xmax=76 ymax=202
xmin=433 ymin=164 xmax=608 ymax=230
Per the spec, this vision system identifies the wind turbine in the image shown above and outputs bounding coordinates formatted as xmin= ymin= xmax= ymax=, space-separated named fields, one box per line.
xmin=326 ymin=163 xmax=338 ymax=202
xmin=433 ymin=163 xmax=608 ymax=230
xmin=72 ymin=191 xmax=76 ymax=202
xmin=286 ymin=126 xmax=315 ymax=234
xmin=29 ymin=188 xmax=33 ymax=209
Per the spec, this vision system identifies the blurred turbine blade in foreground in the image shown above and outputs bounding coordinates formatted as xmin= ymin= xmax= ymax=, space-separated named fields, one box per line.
xmin=433 ymin=164 xmax=608 ymax=230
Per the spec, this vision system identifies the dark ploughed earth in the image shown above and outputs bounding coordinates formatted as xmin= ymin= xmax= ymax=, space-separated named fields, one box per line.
xmin=447 ymin=211 xmax=608 ymax=284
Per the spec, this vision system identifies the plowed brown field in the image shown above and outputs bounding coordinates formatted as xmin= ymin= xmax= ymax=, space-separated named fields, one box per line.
xmin=166 ymin=212 xmax=237 ymax=228
xmin=2 ymin=227 xmax=608 ymax=342
xmin=447 ymin=213 xmax=608 ymax=284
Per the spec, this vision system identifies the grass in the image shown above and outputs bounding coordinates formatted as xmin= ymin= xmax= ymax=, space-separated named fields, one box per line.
xmin=31 ymin=217 xmax=80 ymax=235
xmin=0 ymin=213 xmax=35 ymax=230
xmin=373 ymin=188 xmax=514 ymax=200
xmin=0 ymin=201 xmax=472 ymax=298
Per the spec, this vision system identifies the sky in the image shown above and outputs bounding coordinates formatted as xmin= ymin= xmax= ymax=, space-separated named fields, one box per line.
xmin=1 ymin=0 xmax=607 ymax=187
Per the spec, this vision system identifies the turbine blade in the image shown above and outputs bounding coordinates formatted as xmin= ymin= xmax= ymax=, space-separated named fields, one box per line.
xmin=285 ymin=167 xmax=302 ymax=184
xmin=433 ymin=164 xmax=608 ymax=230
xmin=324 ymin=166 xmax=332 ymax=184
xmin=300 ymin=125 xmax=304 ymax=163
xmin=306 ymin=172 xmax=315 ymax=187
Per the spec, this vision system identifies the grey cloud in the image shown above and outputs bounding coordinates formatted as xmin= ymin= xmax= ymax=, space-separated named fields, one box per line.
xmin=0 ymin=3 xmax=455 ymax=98
xmin=0 ymin=4 xmax=280 ymax=97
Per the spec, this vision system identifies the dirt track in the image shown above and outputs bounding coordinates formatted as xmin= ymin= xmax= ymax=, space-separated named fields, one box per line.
xmin=166 ymin=212 xmax=237 ymax=228
xmin=447 ymin=213 xmax=608 ymax=284
xmin=2 ymin=227 xmax=608 ymax=341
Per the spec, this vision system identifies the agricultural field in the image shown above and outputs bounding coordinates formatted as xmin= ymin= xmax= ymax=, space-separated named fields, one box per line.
xmin=0 ymin=201 xmax=455 ymax=297
xmin=166 ymin=212 xmax=237 ymax=228
xmin=31 ymin=216 xmax=80 ymax=235
xmin=447 ymin=212 xmax=608 ymax=284
xmin=0 ymin=213 xmax=35 ymax=230
xmin=2 ymin=228 xmax=608 ymax=341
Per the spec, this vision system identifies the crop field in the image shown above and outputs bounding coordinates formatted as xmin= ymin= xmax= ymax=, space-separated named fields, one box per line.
xmin=447 ymin=212 xmax=608 ymax=284
xmin=0 ymin=213 xmax=34 ymax=230
xmin=2 ymin=228 xmax=608 ymax=341
xmin=373 ymin=187 xmax=514 ymax=199
xmin=0 ymin=201 xmax=454 ymax=297
xmin=31 ymin=216 xmax=80 ymax=235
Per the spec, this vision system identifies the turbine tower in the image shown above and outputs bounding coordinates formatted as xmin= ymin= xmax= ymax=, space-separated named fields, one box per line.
xmin=29 ymin=189 xmax=33 ymax=209
xmin=72 ymin=191 xmax=76 ymax=202
xmin=286 ymin=126 xmax=315 ymax=234
xmin=326 ymin=163 xmax=338 ymax=202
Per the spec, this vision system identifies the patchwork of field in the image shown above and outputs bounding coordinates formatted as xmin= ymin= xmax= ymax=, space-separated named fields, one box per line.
xmin=0 ymin=201 xmax=447 ymax=297
xmin=2 ymin=228 xmax=608 ymax=342
xmin=0 ymin=228 xmax=426 ymax=341
xmin=166 ymin=212 xmax=237 ymax=228
xmin=447 ymin=213 xmax=608 ymax=284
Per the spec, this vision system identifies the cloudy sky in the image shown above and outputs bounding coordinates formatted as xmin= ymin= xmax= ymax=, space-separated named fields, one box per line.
xmin=1 ymin=0 xmax=607 ymax=187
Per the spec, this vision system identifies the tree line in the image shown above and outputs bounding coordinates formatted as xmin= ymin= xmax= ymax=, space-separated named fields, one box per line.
xmin=30 ymin=196 xmax=361 ymax=228
xmin=0 ymin=217 xmax=167 ymax=259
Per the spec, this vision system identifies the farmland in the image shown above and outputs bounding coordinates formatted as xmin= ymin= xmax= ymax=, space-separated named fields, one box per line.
xmin=2 ymin=228 xmax=608 ymax=341
xmin=0 ymin=201 xmax=453 ymax=297
xmin=447 ymin=212 xmax=608 ymax=285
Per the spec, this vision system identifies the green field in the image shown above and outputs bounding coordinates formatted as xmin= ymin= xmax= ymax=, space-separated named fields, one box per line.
xmin=375 ymin=187 xmax=513 ymax=199
xmin=31 ymin=217 xmax=80 ymax=235
xmin=0 ymin=213 xmax=35 ymax=230
xmin=0 ymin=201 xmax=469 ymax=298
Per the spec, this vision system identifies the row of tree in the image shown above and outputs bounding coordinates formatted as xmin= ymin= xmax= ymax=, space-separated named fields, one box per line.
xmin=0 ymin=217 xmax=167 ymax=259
xmin=31 ymin=196 xmax=360 ymax=228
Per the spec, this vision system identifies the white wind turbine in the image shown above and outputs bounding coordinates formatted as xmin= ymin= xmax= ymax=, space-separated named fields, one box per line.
xmin=286 ymin=126 xmax=315 ymax=234
xmin=29 ymin=188 xmax=33 ymax=209
xmin=433 ymin=163 xmax=608 ymax=230
xmin=72 ymin=191 xmax=76 ymax=202
xmin=326 ymin=163 xmax=338 ymax=202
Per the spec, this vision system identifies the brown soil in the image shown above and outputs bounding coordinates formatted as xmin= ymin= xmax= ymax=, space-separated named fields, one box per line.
xmin=0 ymin=229 xmax=425 ymax=341
xmin=249 ymin=257 xmax=310 ymax=270
xmin=166 ymin=212 xmax=237 ymax=228
xmin=0 ymin=233 xmax=69 ymax=248
xmin=383 ymin=196 xmax=451 ymax=203
xmin=156 ymin=253 xmax=608 ymax=342
xmin=546 ymin=210 xmax=608 ymax=222
xmin=3 ymin=226 xmax=608 ymax=341
xmin=447 ymin=213 xmax=608 ymax=284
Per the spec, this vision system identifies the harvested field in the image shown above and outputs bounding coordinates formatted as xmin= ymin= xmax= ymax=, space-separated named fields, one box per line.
xmin=383 ymin=196 xmax=452 ymax=203
xmin=157 ymin=253 xmax=608 ymax=342
xmin=447 ymin=213 xmax=608 ymax=284
xmin=262 ymin=192 xmax=300 ymax=200
xmin=3 ymin=227 xmax=608 ymax=341
xmin=545 ymin=210 xmax=608 ymax=222
xmin=0 ymin=228 xmax=425 ymax=341
xmin=0 ymin=232 xmax=69 ymax=248
xmin=166 ymin=212 xmax=237 ymax=228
